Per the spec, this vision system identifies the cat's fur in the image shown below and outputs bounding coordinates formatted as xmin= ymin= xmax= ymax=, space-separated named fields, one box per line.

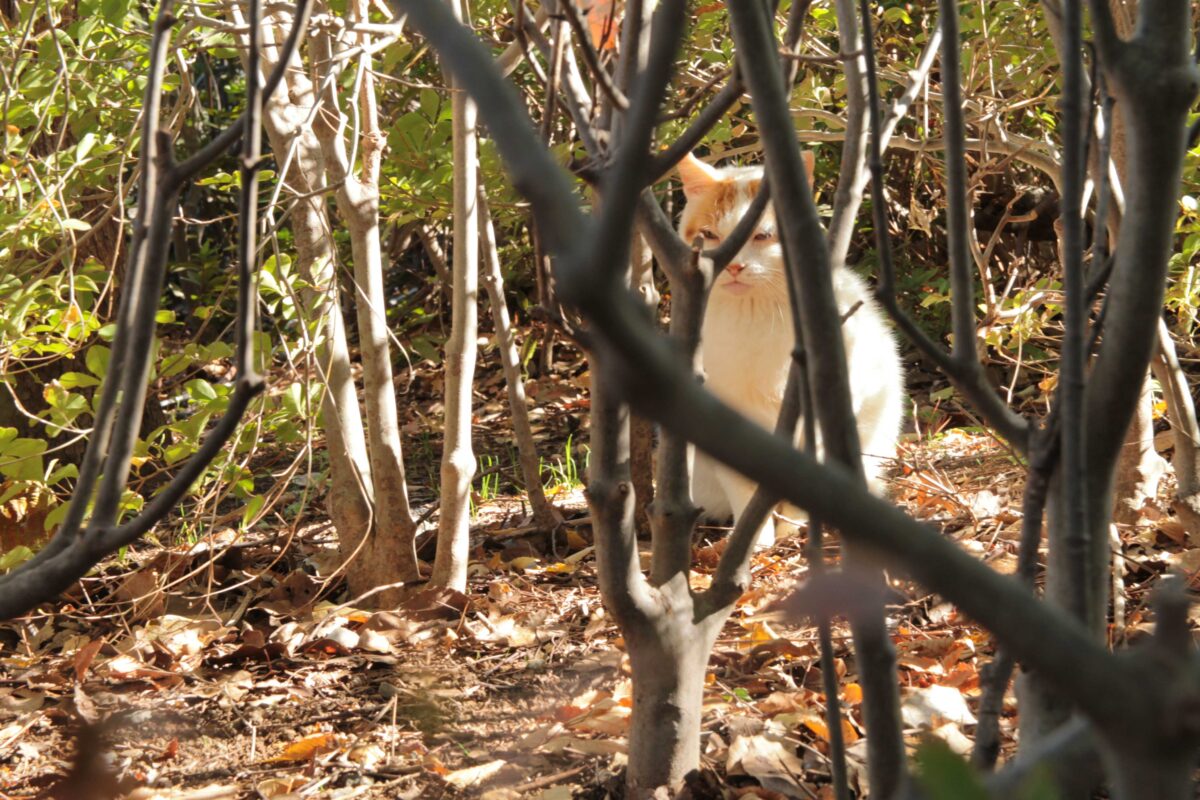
xmin=678 ymin=152 xmax=905 ymax=545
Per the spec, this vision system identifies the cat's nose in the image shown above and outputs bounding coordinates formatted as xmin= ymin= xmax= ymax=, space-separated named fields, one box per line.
xmin=726 ymin=263 xmax=745 ymax=277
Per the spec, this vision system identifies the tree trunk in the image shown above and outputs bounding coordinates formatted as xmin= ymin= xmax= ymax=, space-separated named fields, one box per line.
xmin=1111 ymin=376 xmax=1166 ymax=524
xmin=430 ymin=0 xmax=480 ymax=590
xmin=313 ymin=8 xmax=420 ymax=595
xmin=1105 ymin=0 xmax=1167 ymax=528
xmin=625 ymin=624 xmax=720 ymax=796
xmin=239 ymin=8 xmax=375 ymax=586
xmin=477 ymin=190 xmax=559 ymax=530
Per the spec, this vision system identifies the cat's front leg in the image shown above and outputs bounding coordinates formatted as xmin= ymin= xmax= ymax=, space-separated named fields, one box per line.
xmin=716 ymin=466 xmax=776 ymax=548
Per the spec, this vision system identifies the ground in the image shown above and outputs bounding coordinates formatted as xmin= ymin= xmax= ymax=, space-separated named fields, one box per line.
xmin=0 ymin=421 xmax=1190 ymax=799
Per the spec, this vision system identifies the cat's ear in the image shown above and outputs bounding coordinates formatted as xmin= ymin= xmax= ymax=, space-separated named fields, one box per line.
xmin=800 ymin=150 xmax=816 ymax=186
xmin=677 ymin=152 xmax=722 ymax=198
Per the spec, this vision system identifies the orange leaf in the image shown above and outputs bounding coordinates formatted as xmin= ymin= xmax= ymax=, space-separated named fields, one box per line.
xmin=585 ymin=0 xmax=620 ymax=50
xmin=271 ymin=733 xmax=339 ymax=762
xmin=843 ymin=683 xmax=863 ymax=704
xmin=803 ymin=717 xmax=830 ymax=740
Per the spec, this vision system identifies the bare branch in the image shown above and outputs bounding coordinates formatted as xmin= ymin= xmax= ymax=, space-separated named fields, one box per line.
xmin=702 ymin=362 xmax=802 ymax=610
xmin=651 ymin=74 xmax=743 ymax=181
xmin=0 ymin=0 xmax=297 ymax=618
xmin=558 ymin=0 xmax=629 ymax=110
xmin=1057 ymin=0 xmax=1090 ymax=624
xmin=728 ymin=0 xmax=863 ymax=474
xmin=859 ymin=9 xmax=1031 ymax=452
xmin=174 ymin=0 xmax=314 ymax=181
xmin=935 ymin=0 xmax=976 ymax=367
xmin=825 ymin=0 xmax=869 ymax=266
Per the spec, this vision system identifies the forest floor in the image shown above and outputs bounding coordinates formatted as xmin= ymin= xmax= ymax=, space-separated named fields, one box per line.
xmin=0 ymin=358 xmax=1193 ymax=800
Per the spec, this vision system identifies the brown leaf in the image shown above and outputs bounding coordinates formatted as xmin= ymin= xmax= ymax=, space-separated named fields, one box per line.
xmin=73 ymin=685 xmax=100 ymax=723
xmin=158 ymin=738 xmax=179 ymax=761
xmin=73 ymin=638 xmax=105 ymax=683
xmin=115 ymin=568 xmax=165 ymax=620
xmin=400 ymin=587 xmax=471 ymax=622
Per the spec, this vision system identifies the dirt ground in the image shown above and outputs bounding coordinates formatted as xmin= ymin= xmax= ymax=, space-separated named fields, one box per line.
xmin=0 ymin=424 xmax=1191 ymax=799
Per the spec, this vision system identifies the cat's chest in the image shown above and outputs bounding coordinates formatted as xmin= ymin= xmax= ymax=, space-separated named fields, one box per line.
xmin=699 ymin=301 xmax=793 ymax=409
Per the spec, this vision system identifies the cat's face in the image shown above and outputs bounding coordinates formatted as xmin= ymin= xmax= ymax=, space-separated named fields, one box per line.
xmin=677 ymin=152 xmax=812 ymax=302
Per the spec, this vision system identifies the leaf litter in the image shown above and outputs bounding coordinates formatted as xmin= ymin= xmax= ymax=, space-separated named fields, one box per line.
xmin=0 ymin=429 xmax=1195 ymax=798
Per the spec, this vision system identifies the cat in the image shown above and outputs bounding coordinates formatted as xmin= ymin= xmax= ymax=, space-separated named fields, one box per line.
xmin=677 ymin=151 xmax=905 ymax=546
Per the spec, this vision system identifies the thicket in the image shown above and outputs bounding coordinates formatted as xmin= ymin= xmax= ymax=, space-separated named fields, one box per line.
xmin=4 ymin=0 xmax=1200 ymax=797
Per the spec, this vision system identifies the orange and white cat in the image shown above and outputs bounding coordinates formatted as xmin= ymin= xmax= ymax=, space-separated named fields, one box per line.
xmin=678 ymin=152 xmax=904 ymax=545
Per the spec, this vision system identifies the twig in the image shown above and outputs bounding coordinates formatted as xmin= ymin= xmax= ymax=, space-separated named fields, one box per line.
xmin=557 ymin=0 xmax=628 ymax=110
xmin=0 ymin=0 xmax=297 ymax=619
xmin=860 ymin=10 xmax=1030 ymax=452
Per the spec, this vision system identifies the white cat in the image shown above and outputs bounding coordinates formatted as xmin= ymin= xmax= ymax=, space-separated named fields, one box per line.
xmin=678 ymin=152 xmax=905 ymax=546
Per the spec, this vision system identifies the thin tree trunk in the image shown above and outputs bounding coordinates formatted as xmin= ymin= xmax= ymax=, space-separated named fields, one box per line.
xmin=477 ymin=189 xmax=559 ymax=530
xmin=233 ymin=4 xmax=375 ymax=586
xmin=431 ymin=0 xmax=480 ymax=590
xmin=625 ymin=622 xmax=720 ymax=796
xmin=1104 ymin=0 xmax=1167 ymax=526
xmin=313 ymin=8 xmax=420 ymax=594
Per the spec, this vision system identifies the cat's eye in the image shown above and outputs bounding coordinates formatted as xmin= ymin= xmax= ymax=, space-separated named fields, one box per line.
xmin=753 ymin=230 xmax=776 ymax=242
xmin=699 ymin=228 xmax=719 ymax=241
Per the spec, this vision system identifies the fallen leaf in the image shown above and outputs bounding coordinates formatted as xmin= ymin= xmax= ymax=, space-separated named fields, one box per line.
xmin=347 ymin=743 xmax=386 ymax=770
xmin=270 ymin=732 xmax=339 ymax=762
xmin=443 ymin=758 xmax=509 ymax=790
xmin=726 ymin=734 xmax=807 ymax=798
xmin=901 ymin=685 xmax=977 ymax=729
xmin=73 ymin=638 xmax=105 ymax=682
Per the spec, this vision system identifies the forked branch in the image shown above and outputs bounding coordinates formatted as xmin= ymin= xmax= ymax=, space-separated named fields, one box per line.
xmin=0 ymin=0 xmax=304 ymax=620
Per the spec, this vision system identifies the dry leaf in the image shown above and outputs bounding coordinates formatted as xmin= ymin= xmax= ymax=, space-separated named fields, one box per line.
xmin=901 ymin=685 xmax=976 ymax=729
xmin=443 ymin=758 xmax=509 ymax=790
xmin=270 ymin=732 xmax=339 ymax=762
xmin=726 ymin=734 xmax=807 ymax=798
xmin=73 ymin=638 xmax=105 ymax=682
xmin=255 ymin=776 xmax=306 ymax=798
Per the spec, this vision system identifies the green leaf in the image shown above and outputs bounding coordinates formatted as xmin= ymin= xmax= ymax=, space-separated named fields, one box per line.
xmin=0 ymin=546 xmax=34 ymax=572
xmin=0 ymin=438 xmax=46 ymax=480
xmin=59 ymin=371 xmax=100 ymax=389
xmin=60 ymin=218 xmax=92 ymax=231
xmin=915 ymin=739 xmax=989 ymax=800
xmin=281 ymin=382 xmax=303 ymax=417
xmin=47 ymin=463 xmax=79 ymax=485
xmin=75 ymin=131 xmax=97 ymax=161
xmin=164 ymin=442 xmax=195 ymax=464
xmin=43 ymin=501 xmax=69 ymax=531
xmin=241 ymin=494 xmax=265 ymax=529
xmin=186 ymin=378 xmax=218 ymax=401
xmin=100 ymin=0 xmax=130 ymax=25
xmin=86 ymin=345 xmax=111 ymax=378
